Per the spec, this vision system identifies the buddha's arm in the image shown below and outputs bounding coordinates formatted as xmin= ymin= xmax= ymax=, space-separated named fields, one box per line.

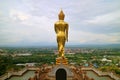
xmin=66 ymin=24 xmax=69 ymax=42
xmin=54 ymin=24 xmax=57 ymax=33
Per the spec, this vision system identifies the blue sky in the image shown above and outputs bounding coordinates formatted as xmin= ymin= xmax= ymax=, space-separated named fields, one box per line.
xmin=0 ymin=0 xmax=120 ymax=46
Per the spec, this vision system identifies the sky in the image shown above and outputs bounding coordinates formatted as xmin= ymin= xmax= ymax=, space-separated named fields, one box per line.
xmin=0 ymin=0 xmax=120 ymax=46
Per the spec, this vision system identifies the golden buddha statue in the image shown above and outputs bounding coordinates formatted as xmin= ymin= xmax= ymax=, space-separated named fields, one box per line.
xmin=54 ymin=10 xmax=69 ymax=58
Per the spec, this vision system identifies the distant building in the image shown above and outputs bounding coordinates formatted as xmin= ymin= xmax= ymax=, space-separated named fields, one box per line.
xmin=101 ymin=58 xmax=112 ymax=62
xmin=16 ymin=63 xmax=36 ymax=67
xmin=66 ymin=53 xmax=75 ymax=55
xmin=16 ymin=53 xmax=32 ymax=56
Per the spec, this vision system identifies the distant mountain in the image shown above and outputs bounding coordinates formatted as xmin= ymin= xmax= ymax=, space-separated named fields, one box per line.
xmin=66 ymin=44 xmax=120 ymax=48
xmin=0 ymin=43 xmax=120 ymax=48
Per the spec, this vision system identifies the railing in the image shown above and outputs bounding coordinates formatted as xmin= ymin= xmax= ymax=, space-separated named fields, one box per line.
xmin=82 ymin=67 xmax=120 ymax=80
xmin=0 ymin=67 xmax=37 ymax=80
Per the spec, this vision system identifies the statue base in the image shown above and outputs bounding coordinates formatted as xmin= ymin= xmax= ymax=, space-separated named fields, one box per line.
xmin=56 ymin=57 xmax=68 ymax=65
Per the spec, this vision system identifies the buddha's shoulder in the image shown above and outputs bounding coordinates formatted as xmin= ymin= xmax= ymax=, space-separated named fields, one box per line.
xmin=55 ymin=21 xmax=68 ymax=25
xmin=55 ymin=21 xmax=60 ymax=24
xmin=63 ymin=21 xmax=68 ymax=24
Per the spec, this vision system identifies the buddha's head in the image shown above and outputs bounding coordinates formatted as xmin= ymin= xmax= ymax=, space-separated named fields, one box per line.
xmin=58 ymin=10 xmax=65 ymax=20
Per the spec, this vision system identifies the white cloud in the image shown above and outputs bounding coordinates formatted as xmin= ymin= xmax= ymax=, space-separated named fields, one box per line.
xmin=85 ymin=11 xmax=120 ymax=25
xmin=70 ymin=30 xmax=120 ymax=44
xmin=10 ymin=9 xmax=30 ymax=21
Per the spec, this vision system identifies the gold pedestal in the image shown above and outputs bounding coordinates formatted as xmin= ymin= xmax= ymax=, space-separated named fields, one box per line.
xmin=56 ymin=57 xmax=68 ymax=65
